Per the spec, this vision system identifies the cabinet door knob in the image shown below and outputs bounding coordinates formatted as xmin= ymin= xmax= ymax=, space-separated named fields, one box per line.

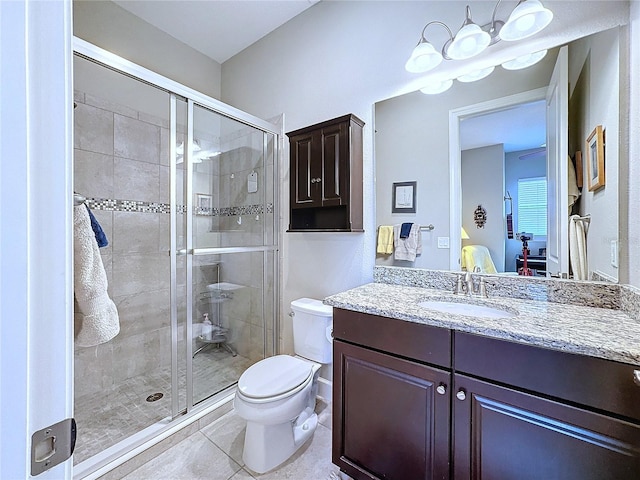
xmin=436 ymin=384 xmax=447 ymax=395
xmin=456 ymin=389 xmax=466 ymax=401
xmin=634 ymin=370 xmax=640 ymax=386
xmin=311 ymin=178 xmax=316 ymax=183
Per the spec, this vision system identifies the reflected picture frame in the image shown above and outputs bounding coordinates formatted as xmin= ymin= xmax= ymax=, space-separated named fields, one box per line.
xmin=195 ymin=193 xmax=212 ymax=215
xmin=586 ymin=125 xmax=605 ymax=191
xmin=392 ymin=181 xmax=416 ymax=213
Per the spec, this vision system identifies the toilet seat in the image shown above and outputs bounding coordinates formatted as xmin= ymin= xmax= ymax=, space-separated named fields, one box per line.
xmin=237 ymin=355 xmax=313 ymax=403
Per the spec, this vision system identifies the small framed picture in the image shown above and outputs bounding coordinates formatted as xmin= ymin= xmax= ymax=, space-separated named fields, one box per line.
xmin=195 ymin=193 xmax=212 ymax=215
xmin=586 ymin=125 xmax=605 ymax=191
xmin=392 ymin=181 xmax=416 ymax=213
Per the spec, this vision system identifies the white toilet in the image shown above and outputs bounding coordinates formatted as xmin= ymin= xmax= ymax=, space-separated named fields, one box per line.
xmin=234 ymin=298 xmax=333 ymax=473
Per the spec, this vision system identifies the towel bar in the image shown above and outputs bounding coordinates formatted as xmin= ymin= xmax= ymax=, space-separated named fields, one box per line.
xmin=74 ymin=193 xmax=86 ymax=206
xmin=420 ymin=224 xmax=435 ymax=231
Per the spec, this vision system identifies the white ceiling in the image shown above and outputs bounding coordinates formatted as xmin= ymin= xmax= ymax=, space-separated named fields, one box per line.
xmin=460 ymin=100 xmax=546 ymax=154
xmin=112 ymin=0 xmax=549 ymax=150
xmin=113 ymin=0 xmax=319 ymax=64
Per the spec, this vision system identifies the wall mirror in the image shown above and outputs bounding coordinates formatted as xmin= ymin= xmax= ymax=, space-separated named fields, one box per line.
xmin=375 ymin=26 xmax=622 ymax=283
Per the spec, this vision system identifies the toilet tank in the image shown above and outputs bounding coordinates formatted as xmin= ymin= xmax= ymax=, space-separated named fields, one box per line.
xmin=291 ymin=298 xmax=333 ymax=364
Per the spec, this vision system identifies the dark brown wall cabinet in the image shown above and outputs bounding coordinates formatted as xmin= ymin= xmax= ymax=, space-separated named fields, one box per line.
xmin=333 ymin=308 xmax=640 ymax=480
xmin=287 ymin=114 xmax=364 ymax=232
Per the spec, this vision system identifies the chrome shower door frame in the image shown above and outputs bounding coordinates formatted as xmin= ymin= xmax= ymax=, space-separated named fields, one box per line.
xmin=73 ymin=35 xmax=280 ymax=420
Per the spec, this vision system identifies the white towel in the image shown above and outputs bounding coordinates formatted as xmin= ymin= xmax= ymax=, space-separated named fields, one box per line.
xmin=568 ymin=155 xmax=581 ymax=213
xmin=74 ymin=205 xmax=120 ymax=347
xmin=569 ymin=215 xmax=588 ymax=280
xmin=393 ymin=223 xmax=422 ymax=261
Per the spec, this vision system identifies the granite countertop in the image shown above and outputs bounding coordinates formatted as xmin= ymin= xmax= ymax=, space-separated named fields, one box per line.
xmin=324 ymin=282 xmax=640 ymax=366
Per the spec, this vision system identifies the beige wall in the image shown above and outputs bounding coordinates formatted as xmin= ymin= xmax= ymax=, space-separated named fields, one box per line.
xmin=461 ymin=144 xmax=506 ymax=272
xmin=625 ymin=1 xmax=640 ymax=287
xmin=73 ymin=0 xmax=222 ymax=99
xmin=220 ymin=2 xmax=633 ymax=356
xmin=568 ymin=28 xmax=620 ymax=281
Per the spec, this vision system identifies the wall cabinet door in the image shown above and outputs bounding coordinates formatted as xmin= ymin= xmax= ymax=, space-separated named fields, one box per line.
xmin=290 ymin=131 xmax=318 ymax=207
xmin=453 ymin=374 xmax=640 ymax=480
xmin=287 ymin=114 xmax=364 ymax=231
xmin=290 ymin=122 xmax=348 ymax=208
xmin=318 ymin=121 xmax=348 ymax=207
xmin=333 ymin=340 xmax=450 ymax=480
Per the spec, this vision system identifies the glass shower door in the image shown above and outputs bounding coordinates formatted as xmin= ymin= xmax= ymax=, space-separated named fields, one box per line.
xmin=180 ymin=102 xmax=278 ymax=407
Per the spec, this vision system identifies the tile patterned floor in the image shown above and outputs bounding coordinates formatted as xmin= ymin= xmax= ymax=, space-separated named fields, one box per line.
xmin=75 ymin=348 xmax=254 ymax=464
xmin=119 ymin=401 xmax=344 ymax=480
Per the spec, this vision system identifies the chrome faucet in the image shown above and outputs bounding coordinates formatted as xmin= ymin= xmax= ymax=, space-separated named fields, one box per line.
xmin=464 ymin=271 xmax=474 ymax=295
xmin=454 ymin=272 xmax=488 ymax=298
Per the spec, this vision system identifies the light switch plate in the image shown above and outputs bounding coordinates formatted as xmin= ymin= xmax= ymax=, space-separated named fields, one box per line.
xmin=611 ymin=240 xmax=618 ymax=268
xmin=437 ymin=237 xmax=449 ymax=249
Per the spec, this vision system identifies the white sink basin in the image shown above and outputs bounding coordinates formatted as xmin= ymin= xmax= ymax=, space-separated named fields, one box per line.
xmin=417 ymin=300 xmax=517 ymax=319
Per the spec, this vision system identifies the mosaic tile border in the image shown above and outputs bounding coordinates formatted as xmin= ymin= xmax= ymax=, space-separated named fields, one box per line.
xmin=86 ymin=198 xmax=273 ymax=217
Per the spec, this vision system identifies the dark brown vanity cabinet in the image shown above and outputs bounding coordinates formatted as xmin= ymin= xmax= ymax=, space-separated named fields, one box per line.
xmin=332 ymin=309 xmax=452 ymax=480
xmin=333 ymin=309 xmax=640 ymax=480
xmin=287 ymin=114 xmax=364 ymax=232
xmin=453 ymin=332 xmax=640 ymax=480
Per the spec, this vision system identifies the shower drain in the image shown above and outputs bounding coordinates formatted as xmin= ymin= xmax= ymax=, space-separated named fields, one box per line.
xmin=146 ymin=393 xmax=164 ymax=402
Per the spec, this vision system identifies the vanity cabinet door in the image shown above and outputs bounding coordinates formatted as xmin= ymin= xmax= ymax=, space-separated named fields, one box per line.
xmin=333 ymin=340 xmax=451 ymax=480
xmin=453 ymin=374 xmax=640 ymax=480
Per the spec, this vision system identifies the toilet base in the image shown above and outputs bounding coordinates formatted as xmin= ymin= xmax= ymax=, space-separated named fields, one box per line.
xmin=242 ymin=407 xmax=318 ymax=474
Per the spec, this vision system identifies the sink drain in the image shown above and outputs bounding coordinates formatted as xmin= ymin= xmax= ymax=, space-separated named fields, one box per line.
xmin=146 ymin=393 xmax=163 ymax=402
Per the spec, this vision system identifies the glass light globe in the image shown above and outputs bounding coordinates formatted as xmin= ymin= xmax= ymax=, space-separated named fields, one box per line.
xmin=420 ymin=79 xmax=454 ymax=95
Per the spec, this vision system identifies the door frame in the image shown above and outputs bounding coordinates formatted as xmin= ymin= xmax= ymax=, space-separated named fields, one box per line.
xmin=448 ymin=87 xmax=548 ymax=270
xmin=0 ymin=1 xmax=74 ymax=478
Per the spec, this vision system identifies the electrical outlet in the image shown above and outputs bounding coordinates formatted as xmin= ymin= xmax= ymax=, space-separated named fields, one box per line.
xmin=437 ymin=237 xmax=449 ymax=249
xmin=611 ymin=240 xmax=618 ymax=268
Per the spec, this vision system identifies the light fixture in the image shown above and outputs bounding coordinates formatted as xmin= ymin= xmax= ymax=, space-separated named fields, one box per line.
xmin=499 ymin=0 xmax=553 ymax=42
xmin=502 ymin=49 xmax=547 ymax=70
xmin=404 ymin=21 xmax=451 ymax=74
xmin=406 ymin=1 xmax=553 ymax=72
xmin=176 ymin=140 xmax=222 ymax=164
xmin=420 ymin=79 xmax=454 ymax=95
xmin=457 ymin=66 xmax=495 ymax=83
xmin=446 ymin=6 xmax=491 ymax=60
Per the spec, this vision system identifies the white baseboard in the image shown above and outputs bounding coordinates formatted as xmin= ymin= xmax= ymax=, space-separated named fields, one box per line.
xmin=317 ymin=376 xmax=332 ymax=403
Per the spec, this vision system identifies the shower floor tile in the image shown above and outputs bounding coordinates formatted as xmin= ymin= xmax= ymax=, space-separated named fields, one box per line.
xmin=74 ymin=349 xmax=254 ymax=465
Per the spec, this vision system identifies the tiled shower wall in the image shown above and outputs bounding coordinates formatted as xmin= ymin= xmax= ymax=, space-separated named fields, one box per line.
xmin=73 ymin=89 xmax=173 ymax=399
xmin=73 ymin=90 xmax=274 ymax=400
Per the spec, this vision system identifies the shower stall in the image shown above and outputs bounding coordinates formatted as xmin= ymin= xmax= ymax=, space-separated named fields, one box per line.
xmin=72 ymin=39 xmax=279 ymax=472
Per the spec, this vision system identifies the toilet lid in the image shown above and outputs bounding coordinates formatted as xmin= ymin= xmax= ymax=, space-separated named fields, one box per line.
xmin=238 ymin=355 xmax=313 ymax=399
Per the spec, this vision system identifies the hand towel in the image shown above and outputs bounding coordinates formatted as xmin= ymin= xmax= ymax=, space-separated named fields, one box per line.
xmin=569 ymin=215 xmax=588 ymax=280
xmin=74 ymin=205 xmax=120 ymax=347
xmin=86 ymin=204 xmax=108 ymax=248
xmin=399 ymin=222 xmax=413 ymax=239
xmin=394 ymin=223 xmax=422 ymax=261
xmin=376 ymin=226 xmax=394 ymax=255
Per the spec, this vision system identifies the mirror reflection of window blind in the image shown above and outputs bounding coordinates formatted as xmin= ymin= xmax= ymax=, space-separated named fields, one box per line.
xmin=517 ymin=177 xmax=547 ymax=236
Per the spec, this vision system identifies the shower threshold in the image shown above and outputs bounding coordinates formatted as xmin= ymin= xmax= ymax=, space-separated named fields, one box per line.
xmin=73 ymin=390 xmax=235 ymax=480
